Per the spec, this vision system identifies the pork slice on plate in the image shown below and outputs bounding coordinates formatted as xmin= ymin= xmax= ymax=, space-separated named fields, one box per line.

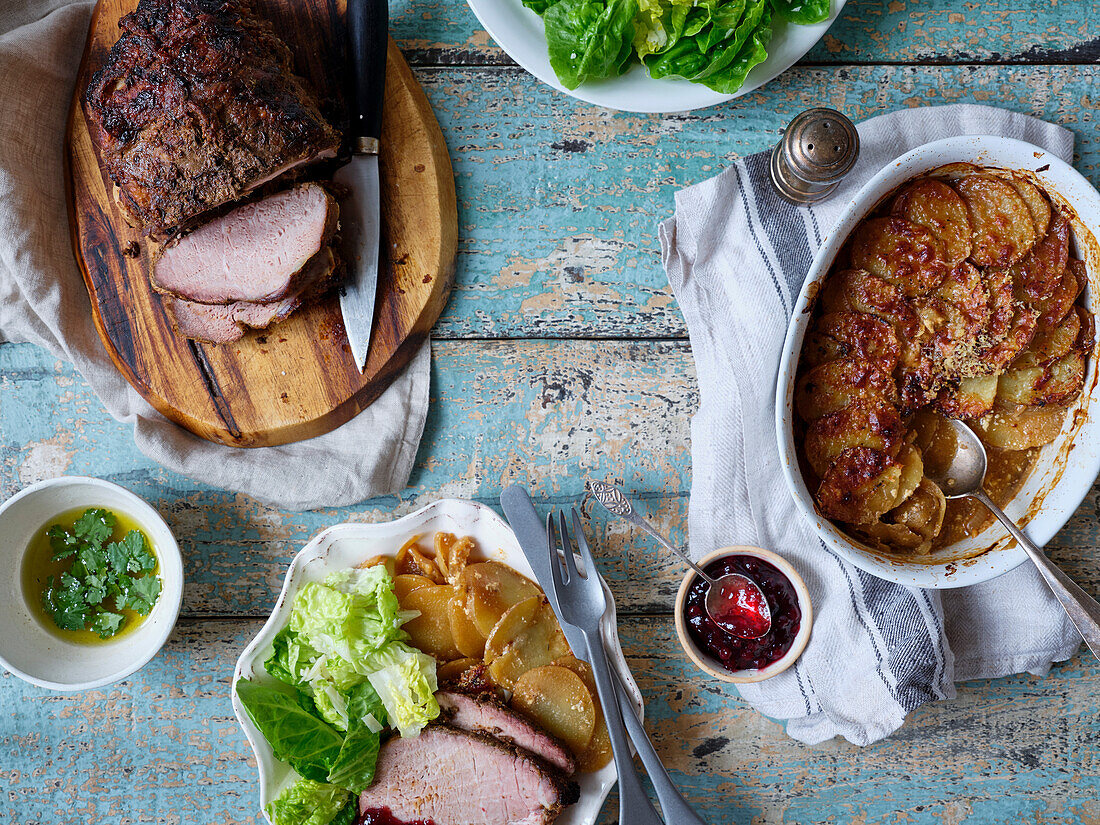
xmin=359 ymin=725 xmax=577 ymax=825
xmin=153 ymin=183 xmax=338 ymax=305
xmin=165 ymin=247 xmax=339 ymax=344
xmin=436 ymin=690 xmax=576 ymax=775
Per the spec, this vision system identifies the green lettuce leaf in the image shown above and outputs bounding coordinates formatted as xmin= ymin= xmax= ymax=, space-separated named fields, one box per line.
xmin=364 ymin=642 xmax=439 ymax=738
xmin=544 ymin=0 xmax=639 ymax=89
xmin=265 ymin=778 xmax=350 ymax=825
xmin=235 ymin=680 xmax=344 ymax=783
xmin=767 ymin=0 xmax=828 ymax=24
xmin=326 ymin=682 xmax=387 ymax=792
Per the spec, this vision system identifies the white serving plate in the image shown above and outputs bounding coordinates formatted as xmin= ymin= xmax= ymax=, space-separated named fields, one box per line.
xmin=233 ymin=499 xmax=642 ymax=824
xmin=775 ymin=136 xmax=1100 ymax=589
xmin=464 ymin=0 xmax=847 ymax=113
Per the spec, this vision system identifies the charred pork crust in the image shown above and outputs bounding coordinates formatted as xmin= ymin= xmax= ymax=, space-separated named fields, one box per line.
xmin=83 ymin=0 xmax=340 ymax=238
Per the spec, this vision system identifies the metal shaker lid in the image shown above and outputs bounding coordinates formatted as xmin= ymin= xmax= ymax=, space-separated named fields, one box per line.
xmin=769 ymin=108 xmax=859 ymax=204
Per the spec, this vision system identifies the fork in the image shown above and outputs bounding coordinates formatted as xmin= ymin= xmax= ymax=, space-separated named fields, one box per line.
xmin=547 ymin=508 xmax=666 ymax=825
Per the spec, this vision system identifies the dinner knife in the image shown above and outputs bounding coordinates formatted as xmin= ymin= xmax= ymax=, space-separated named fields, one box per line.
xmin=499 ymin=485 xmax=710 ymax=825
xmin=334 ymin=0 xmax=388 ymax=372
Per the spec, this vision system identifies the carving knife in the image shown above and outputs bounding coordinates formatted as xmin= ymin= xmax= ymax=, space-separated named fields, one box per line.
xmin=499 ymin=485 xmax=710 ymax=825
xmin=334 ymin=0 xmax=388 ymax=372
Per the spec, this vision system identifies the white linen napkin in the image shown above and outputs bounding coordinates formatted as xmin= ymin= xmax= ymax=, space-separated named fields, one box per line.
xmin=0 ymin=0 xmax=430 ymax=510
xmin=660 ymin=103 xmax=1083 ymax=746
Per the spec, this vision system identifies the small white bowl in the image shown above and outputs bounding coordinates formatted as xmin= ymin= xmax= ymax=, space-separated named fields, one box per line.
xmin=776 ymin=135 xmax=1100 ymax=589
xmin=675 ymin=546 xmax=813 ymax=684
xmin=0 ymin=476 xmax=183 ymax=691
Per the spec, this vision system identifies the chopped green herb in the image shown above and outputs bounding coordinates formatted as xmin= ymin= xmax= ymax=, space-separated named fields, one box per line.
xmin=37 ymin=508 xmax=160 ymax=640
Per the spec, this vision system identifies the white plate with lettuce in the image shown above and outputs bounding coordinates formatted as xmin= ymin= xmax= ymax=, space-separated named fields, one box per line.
xmin=232 ymin=498 xmax=642 ymax=825
xmin=466 ymin=0 xmax=846 ymax=112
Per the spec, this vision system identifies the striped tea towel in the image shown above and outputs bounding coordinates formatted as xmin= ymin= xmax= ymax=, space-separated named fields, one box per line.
xmin=660 ymin=104 xmax=1082 ymax=745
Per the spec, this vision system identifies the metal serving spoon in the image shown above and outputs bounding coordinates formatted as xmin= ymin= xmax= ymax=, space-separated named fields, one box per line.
xmin=926 ymin=418 xmax=1100 ymax=661
xmin=588 ymin=480 xmax=772 ymax=639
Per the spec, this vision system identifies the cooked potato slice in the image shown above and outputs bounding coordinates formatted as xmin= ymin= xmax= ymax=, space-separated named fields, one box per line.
xmin=394 ymin=574 xmax=435 ymax=601
xmin=932 ymin=262 xmax=990 ymax=341
xmin=804 ymin=399 xmax=905 ymax=478
xmin=892 ymin=444 xmax=924 ymax=510
xmin=796 ymin=358 xmax=898 ymax=421
xmin=996 ymin=350 xmax=1086 ymax=409
xmin=449 ymin=587 xmax=487 ymax=659
xmin=820 ymin=269 xmax=920 ymax=337
xmin=849 ymin=217 xmax=949 ymax=297
xmin=909 ymin=409 xmax=959 ymax=479
xmin=357 ymin=554 xmax=396 ymax=577
xmin=443 ymin=536 xmax=474 ymax=584
xmin=433 ymin=533 xmax=455 ymax=579
xmin=459 ymin=561 xmax=541 ymax=638
xmin=952 ymin=174 xmax=1038 ymax=267
xmin=511 ymin=666 xmax=597 ymax=755
xmin=436 ymin=657 xmax=481 ymax=684
xmin=396 ymin=543 xmax=445 ymax=583
xmin=816 ymin=447 xmax=903 ymax=524
xmin=801 ymin=312 xmax=900 ymax=369
xmin=1037 ymin=261 xmax=1085 ymax=330
xmin=1012 ymin=211 xmax=1070 ymax=305
xmin=484 ymin=595 xmax=542 ymax=662
xmin=981 ymin=304 xmax=1039 ymax=372
xmin=401 ymin=584 xmax=462 ymax=661
xmin=487 ymin=597 xmax=570 ymax=689
xmin=1001 ymin=174 xmax=1052 ymax=236
xmin=1013 ymin=306 xmax=1081 ymax=369
xmin=935 ymin=374 xmax=999 ymax=419
xmin=972 ymin=405 xmax=1068 ymax=450
xmin=577 ymin=704 xmax=613 ymax=772
xmin=890 ymin=478 xmax=946 ymax=545
xmin=891 ymin=179 xmax=972 ymax=267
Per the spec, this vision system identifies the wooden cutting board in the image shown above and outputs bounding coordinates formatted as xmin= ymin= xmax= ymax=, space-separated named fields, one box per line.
xmin=65 ymin=0 xmax=456 ymax=448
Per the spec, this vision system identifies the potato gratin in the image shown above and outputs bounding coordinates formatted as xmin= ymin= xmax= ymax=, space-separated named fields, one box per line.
xmin=795 ymin=164 xmax=1094 ymax=557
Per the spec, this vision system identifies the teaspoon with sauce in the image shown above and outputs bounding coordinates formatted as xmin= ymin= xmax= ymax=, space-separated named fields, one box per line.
xmin=588 ymin=480 xmax=772 ymax=639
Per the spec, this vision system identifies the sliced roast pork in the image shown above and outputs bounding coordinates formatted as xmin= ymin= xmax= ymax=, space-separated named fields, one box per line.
xmin=164 ymin=247 xmax=338 ymax=343
xmin=153 ymin=183 xmax=338 ymax=305
xmin=83 ymin=0 xmax=340 ymax=237
xmin=436 ymin=691 xmax=575 ymax=775
xmin=358 ymin=725 xmax=576 ymax=825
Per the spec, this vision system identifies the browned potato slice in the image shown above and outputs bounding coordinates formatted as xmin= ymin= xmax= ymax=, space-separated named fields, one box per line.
xmin=458 ymin=560 xmax=541 ymax=638
xmin=795 ymin=358 xmax=898 ymax=422
xmin=804 ymin=399 xmax=905 ymax=478
xmin=1076 ymin=305 xmax=1096 ymax=352
xmin=801 ymin=312 xmax=900 ymax=369
xmin=935 ymin=374 xmax=999 ymax=420
xmin=953 ymin=174 xmax=1039 ymax=267
xmin=981 ymin=304 xmax=1038 ymax=372
xmin=1013 ymin=306 xmax=1081 ymax=369
xmin=443 ymin=536 xmax=474 ymax=584
xmin=449 ymin=586 xmax=488 ymax=658
xmin=577 ymin=703 xmax=612 ymax=772
xmin=926 ymin=161 xmax=982 ymax=181
xmin=394 ymin=574 xmax=435 ymax=601
xmin=849 ymin=217 xmax=949 ymax=297
xmin=433 ymin=533 xmax=455 ymax=579
xmin=889 ymin=478 xmax=946 ymax=546
xmin=402 ymin=584 xmax=462 ymax=661
xmin=855 ymin=520 xmax=930 ymax=555
xmin=973 ymin=405 xmax=1069 ymax=450
xmin=931 ymin=262 xmax=990 ymax=342
xmin=1002 ymin=174 xmax=1052 ymax=236
xmin=511 ymin=666 xmax=596 ymax=754
xmin=487 ymin=598 xmax=571 ymax=689
xmin=996 ymin=350 xmax=1086 ymax=409
xmin=552 ymin=654 xmax=593 ymax=686
xmin=820 ymin=269 xmax=921 ymax=338
xmin=396 ymin=542 xmax=445 ymax=583
xmin=436 ymin=657 xmax=481 ymax=683
xmin=1037 ymin=261 xmax=1086 ymax=330
xmin=816 ymin=447 xmax=902 ymax=524
xmin=1012 ymin=211 xmax=1071 ymax=306
xmin=891 ymin=179 xmax=972 ymax=267
xmin=357 ymin=554 xmax=397 ymax=577
xmin=484 ymin=595 xmax=542 ymax=662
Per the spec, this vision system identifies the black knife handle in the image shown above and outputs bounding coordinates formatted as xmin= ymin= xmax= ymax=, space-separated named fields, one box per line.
xmin=347 ymin=0 xmax=388 ymax=144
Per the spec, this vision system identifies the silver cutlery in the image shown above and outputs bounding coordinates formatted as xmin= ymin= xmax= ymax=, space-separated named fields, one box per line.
xmin=589 ymin=480 xmax=772 ymax=639
xmin=926 ymin=418 xmax=1100 ymax=660
xmin=547 ymin=508 xmax=666 ymax=825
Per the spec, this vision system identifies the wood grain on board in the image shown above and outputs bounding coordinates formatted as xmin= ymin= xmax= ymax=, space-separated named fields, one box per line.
xmin=66 ymin=0 xmax=457 ymax=447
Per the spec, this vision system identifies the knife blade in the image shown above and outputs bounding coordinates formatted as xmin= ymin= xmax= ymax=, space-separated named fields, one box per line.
xmin=500 ymin=484 xmax=712 ymax=825
xmin=335 ymin=0 xmax=388 ymax=372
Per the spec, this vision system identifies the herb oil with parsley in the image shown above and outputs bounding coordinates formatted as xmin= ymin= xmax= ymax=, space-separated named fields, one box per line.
xmin=21 ymin=507 xmax=161 ymax=645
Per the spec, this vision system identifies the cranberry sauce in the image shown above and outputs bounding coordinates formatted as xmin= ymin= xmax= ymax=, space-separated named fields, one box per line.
xmin=359 ymin=807 xmax=437 ymax=825
xmin=684 ymin=555 xmax=801 ymax=672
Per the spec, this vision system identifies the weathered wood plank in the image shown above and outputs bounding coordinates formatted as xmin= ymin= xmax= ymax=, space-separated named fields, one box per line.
xmin=393 ymin=0 xmax=1100 ymax=67
xmin=411 ymin=63 xmax=1100 ymax=340
xmin=2 ymin=617 xmax=1097 ymax=824
xmin=3 ymin=343 xmax=1098 ymax=619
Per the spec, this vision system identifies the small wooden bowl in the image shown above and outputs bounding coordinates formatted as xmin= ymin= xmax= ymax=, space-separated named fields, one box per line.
xmin=674 ymin=546 xmax=813 ymax=684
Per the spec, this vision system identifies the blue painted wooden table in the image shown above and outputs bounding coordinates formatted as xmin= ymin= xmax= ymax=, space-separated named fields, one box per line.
xmin=3 ymin=1 xmax=1100 ymax=822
